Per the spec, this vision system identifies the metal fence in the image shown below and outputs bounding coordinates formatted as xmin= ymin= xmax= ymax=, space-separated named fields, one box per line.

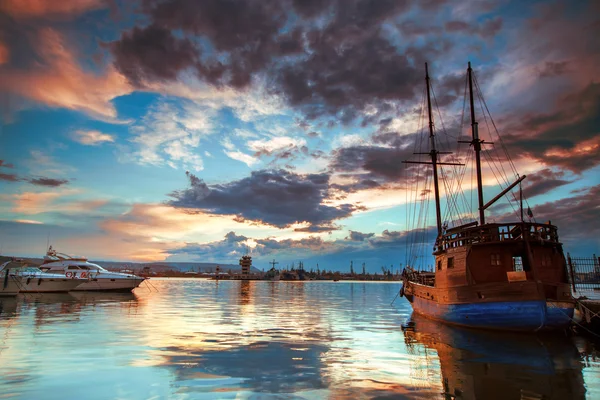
xmin=567 ymin=253 xmax=600 ymax=292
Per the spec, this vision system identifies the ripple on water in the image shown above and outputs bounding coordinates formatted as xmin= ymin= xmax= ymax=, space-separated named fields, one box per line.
xmin=0 ymin=279 xmax=598 ymax=399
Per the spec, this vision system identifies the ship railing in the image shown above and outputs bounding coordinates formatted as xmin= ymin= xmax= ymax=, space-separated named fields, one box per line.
xmin=435 ymin=222 xmax=559 ymax=251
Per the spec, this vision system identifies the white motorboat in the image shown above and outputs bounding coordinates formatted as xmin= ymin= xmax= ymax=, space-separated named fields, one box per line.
xmin=0 ymin=260 xmax=86 ymax=293
xmin=0 ymin=264 xmax=22 ymax=296
xmin=39 ymin=247 xmax=146 ymax=292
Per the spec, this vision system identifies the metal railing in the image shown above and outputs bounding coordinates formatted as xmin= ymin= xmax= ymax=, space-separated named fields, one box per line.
xmin=436 ymin=222 xmax=560 ymax=252
xmin=567 ymin=253 xmax=600 ymax=292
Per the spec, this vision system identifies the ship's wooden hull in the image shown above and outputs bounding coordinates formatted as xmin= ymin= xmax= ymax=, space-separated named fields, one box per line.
xmin=404 ymin=282 xmax=574 ymax=331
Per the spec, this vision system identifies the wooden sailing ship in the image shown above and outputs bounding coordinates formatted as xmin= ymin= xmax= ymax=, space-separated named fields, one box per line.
xmin=400 ymin=62 xmax=574 ymax=331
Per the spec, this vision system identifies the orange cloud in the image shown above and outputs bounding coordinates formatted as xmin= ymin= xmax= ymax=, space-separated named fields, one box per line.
xmin=0 ymin=28 xmax=131 ymax=120
xmin=0 ymin=0 xmax=105 ymax=19
xmin=72 ymin=129 xmax=115 ymax=145
xmin=101 ymin=204 xmax=245 ymax=241
xmin=6 ymin=190 xmax=108 ymax=215
xmin=0 ymin=40 xmax=8 ymax=65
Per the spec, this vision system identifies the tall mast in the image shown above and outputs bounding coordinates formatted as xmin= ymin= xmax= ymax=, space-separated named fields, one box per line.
xmin=426 ymin=63 xmax=443 ymax=237
xmin=468 ymin=62 xmax=485 ymax=225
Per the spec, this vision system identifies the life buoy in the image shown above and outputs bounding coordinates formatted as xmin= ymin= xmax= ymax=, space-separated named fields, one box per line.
xmin=80 ymin=272 xmax=87 ymax=279
xmin=66 ymin=271 xmax=73 ymax=278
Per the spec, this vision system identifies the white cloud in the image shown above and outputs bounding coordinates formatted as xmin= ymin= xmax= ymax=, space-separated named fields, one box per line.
xmin=223 ymin=150 xmax=258 ymax=167
xmin=334 ymin=133 xmax=367 ymax=148
xmin=146 ymin=74 xmax=286 ymax=122
xmin=128 ymin=101 xmax=213 ymax=171
xmin=72 ymin=129 xmax=115 ymax=145
xmin=221 ymin=137 xmax=236 ymax=151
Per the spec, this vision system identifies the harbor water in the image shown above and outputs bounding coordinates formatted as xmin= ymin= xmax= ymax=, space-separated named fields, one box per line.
xmin=0 ymin=279 xmax=599 ymax=399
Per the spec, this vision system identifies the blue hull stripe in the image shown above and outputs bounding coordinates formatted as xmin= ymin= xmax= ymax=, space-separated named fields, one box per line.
xmin=411 ymin=296 xmax=573 ymax=331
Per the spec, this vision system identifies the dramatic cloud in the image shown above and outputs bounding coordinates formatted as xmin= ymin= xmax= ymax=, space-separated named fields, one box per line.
xmin=168 ymin=170 xmax=362 ymax=228
xmin=0 ymin=160 xmax=70 ymax=186
xmin=0 ymin=40 xmax=8 ymax=65
xmin=27 ymin=177 xmax=70 ymax=187
xmin=108 ymin=0 xmax=451 ymax=122
xmin=168 ymin=231 xmax=340 ymax=262
xmin=330 ymin=144 xmax=415 ymax=182
xmin=0 ymin=28 xmax=130 ymax=120
xmin=444 ymin=17 xmax=503 ymax=38
xmin=100 ymin=203 xmax=245 ymax=241
xmin=503 ymin=83 xmax=600 ymax=173
xmin=0 ymin=0 xmax=106 ymax=19
xmin=527 ymin=185 xmax=600 ymax=253
xmin=111 ymin=24 xmax=199 ymax=86
xmin=0 ymin=160 xmax=14 ymax=168
xmin=521 ymin=168 xmax=572 ymax=199
xmin=346 ymin=230 xmax=375 ymax=242
xmin=0 ymin=172 xmax=19 ymax=182
xmin=249 ymin=137 xmax=307 ymax=158
xmin=72 ymin=130 xmax=115 ymax=145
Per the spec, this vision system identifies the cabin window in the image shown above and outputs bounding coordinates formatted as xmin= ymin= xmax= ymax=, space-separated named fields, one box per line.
xmin=437 ymin=260 xmax=442 ymax=270
xmin=447 ymin=257 xmax=454 ymax=269
xmin=512 ymin=256 xmax=523 ymax=272
xmin=491 ymin=254 xmax=502 ymax=266
xmin=67 ymin=266 xmax=80 ymax=270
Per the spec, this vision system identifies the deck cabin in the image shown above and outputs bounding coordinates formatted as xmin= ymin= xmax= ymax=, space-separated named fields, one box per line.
xmin=411 ymin=221 xmax=572 ymax=304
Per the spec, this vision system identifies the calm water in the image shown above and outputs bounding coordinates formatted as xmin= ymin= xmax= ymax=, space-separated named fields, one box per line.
xmin=1 ymin=279 xmax=599 ymax=399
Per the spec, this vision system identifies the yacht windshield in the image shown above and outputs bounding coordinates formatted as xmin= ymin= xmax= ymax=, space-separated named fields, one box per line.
xmin=88 ymin=263 xmax=107 ymax=271
xmin=11 ymin=266 xmax=41 ymax=273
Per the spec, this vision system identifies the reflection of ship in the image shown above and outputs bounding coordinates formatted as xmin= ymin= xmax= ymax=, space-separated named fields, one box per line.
xmin=40 ymin=246 xmax=146 ymax=292
xmin=403 ymin=314 xmax=586 ymax=399
xmin=401 ymin=63 xmax=574 ymax=331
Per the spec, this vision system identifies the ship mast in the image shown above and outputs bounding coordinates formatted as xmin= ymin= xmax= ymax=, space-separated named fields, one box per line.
xmin=403 ymin=64 xmax=462 ymax=240
xmin=468 ymin=62 xmax=486 ymax=226
xmin=426 ymin=63 xmax=443 ymax=237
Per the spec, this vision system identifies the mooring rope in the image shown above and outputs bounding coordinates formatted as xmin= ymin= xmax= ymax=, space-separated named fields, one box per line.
xmin=546 ymin=301 xmax=600 ymax=339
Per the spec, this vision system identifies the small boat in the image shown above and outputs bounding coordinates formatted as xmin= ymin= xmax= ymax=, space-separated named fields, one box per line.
xmin=400 ymin=62 xmax=574 ymax=332
xmin=39 ymin=246 xmax=146 ymax=292
xmin=0 ymin=260 xmax=86 ymax=293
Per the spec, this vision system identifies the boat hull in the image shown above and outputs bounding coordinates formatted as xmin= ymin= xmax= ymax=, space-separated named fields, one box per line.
xmin=408 ymin=294 xmax=573 ymax=331
xmin=1 ymin=275 xmax=21 ymax=296
xmin=18 ymin=276 xmax=85 ymax=293
xmin=71 ymin=277 xmax=145 ymax=292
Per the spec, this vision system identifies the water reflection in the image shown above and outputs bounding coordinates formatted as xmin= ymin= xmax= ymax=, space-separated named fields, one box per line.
xmin=161 ymin=341 xmax=329 ymax=394
xmin=403 ymin=313 xmax=587 ymax=399
xmin=0 ymin=280 xmax=598 ymax=399
xmin=0 ymin=297 xmax=18 ymax=319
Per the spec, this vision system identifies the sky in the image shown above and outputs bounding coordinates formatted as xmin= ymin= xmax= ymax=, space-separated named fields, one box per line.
xmin=0 ymin=0 xmax=598 ymax=271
